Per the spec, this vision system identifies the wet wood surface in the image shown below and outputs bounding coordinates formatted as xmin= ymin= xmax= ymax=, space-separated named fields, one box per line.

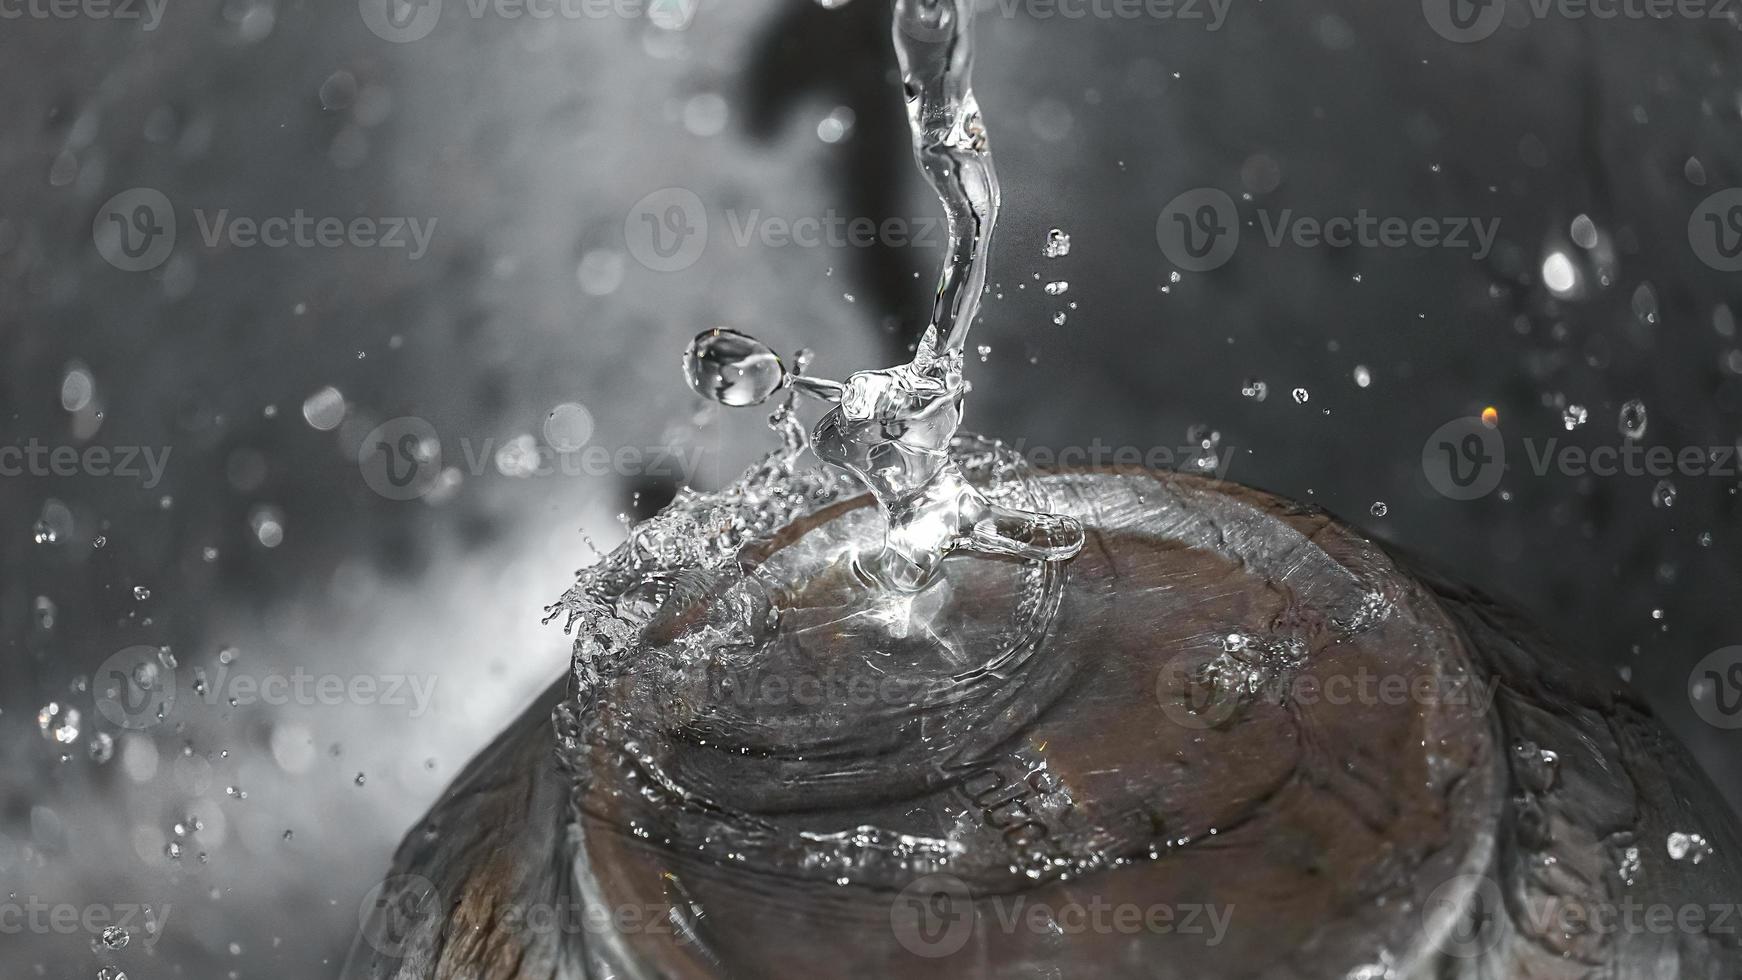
xmin=344 ymin=470 xmax=1742 ymax=979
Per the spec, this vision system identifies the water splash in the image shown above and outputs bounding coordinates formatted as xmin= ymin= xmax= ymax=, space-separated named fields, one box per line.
xmin=678 ymin=0 xmax=1083 ymax=591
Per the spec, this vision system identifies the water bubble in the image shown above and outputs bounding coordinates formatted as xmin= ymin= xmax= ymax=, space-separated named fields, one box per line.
xmin=99 ymin=925 xmax=130 ymax=950
xmin=1043 ymin=228 xmax=1071 ymax=258
xmin=1652 ymin=480 xmax=1677 ymax=509
xmin=133 ymin=586 xmax=151 ymax=601
xmin=1569 ymin=214 xmax=1599 ymax=249
xmin=355 ymin=772 xmax=367 ymax=786
xmin=1618 ymin=399 xmax=1648 ymax=440
xmin=1369 ymin=501 xmax=1388 ymax=517
xmin=1240 ymin=379 xmax=1268 ymax=401
xmin=975 ymin=344 xmax=991 ymax=363
xmin=1291 ymin=387 xmax=1310 ymax=404
xmin=1043 ymin=280 xmax=1069 ymax=296
xmin=1561 ymin=404 xmax=1588 ymax=430
xmin=1052 ymin=312 xmax=1067 ymax=326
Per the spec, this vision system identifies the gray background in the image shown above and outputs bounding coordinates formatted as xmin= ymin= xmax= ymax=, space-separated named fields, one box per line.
xmin=3 ymin=0 xmax=1742 ymax=974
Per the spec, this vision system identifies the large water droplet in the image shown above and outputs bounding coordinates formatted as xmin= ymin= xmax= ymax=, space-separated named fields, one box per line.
xmin=684 ymin=329 xmax=788 ymax=407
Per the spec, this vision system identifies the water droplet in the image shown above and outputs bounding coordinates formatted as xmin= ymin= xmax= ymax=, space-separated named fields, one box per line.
xmin=1561 ymin=404 xmax=1587 ymax=430
xmin=88 ymin=732 xmax=114 ymax=765
xmin=684 ymin=329 xmax=788 ymax=407
xmin=1240 ymin=379 xmax=1269 ymax=401
xmin=355 ymin=772 xmax=367 ymax=786
xmin=1652 ymin=479 xmax=1677 ymax=509
xmin=1618 ymin=399 xmax=1648 ymax=440
xmin=60 ymin=363 xmax=95 ymax=412
xmin=975 ymin=344 xmax=991 ymax=363
xmin=1291 ymin=387 xmax=1310 ymax=405
xmin=249 ymin=505 xmax=285 ymax=548
xmin=1369 ymin=501 xmax=1388 ymax=517
xmin=99 ymin=925 xmax=130 ymax=950
xmin=301 ymin=386 xmax=346 ymax=431
xmin=1043 ymin=228 xmax=1071 ymax=258
xmin=37 ymin=703 xmax=80 ymax=744
xmin=816 ymin=105 xmax=855 ymax=144
xmin=1043 ymin=280 xmax=1069 ymax=296
xmin=1667 ymin=831 xmax=1712 ymax=864
xmin=1352 ymin=365 xmax=1371 ymax=388
xmin=133 ymin=586 xmax=151 ymax=601
xmin=1052 ymin=312 xmax=1067 ymax=326
xmin=1541 ymin=251 xmax=1579 ymax=297
xmin=33 ymin=596 xmax=56 ymax=631
xmin=1631 ymin=283 xmax=1659 ymax=326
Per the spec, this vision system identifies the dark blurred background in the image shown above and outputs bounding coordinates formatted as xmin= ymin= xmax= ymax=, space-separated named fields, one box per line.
xmin=4 ymin=0 xmax=1742 ymax=974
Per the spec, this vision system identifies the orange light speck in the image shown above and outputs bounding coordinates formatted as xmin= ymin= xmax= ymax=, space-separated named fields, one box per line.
xmin=1480 ymin=406 xmax=1500 ymax=428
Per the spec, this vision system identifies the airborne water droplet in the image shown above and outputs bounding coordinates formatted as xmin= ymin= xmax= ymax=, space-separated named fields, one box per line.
xmin=1652 ymin=480 xmax=1677 ymax=509
xmin=1240 ymin=379 xmax=1268 ymax=401
xmin=1618 ymin=399 xmax=1648 ymax=440
xmin=1292 ymin=387 xmax=1310 ymax=404
xmin=1561 ymin=404 xmax=1588 ymax=430
xmin=1043 ymin=228 xmax=1071 ymax=258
